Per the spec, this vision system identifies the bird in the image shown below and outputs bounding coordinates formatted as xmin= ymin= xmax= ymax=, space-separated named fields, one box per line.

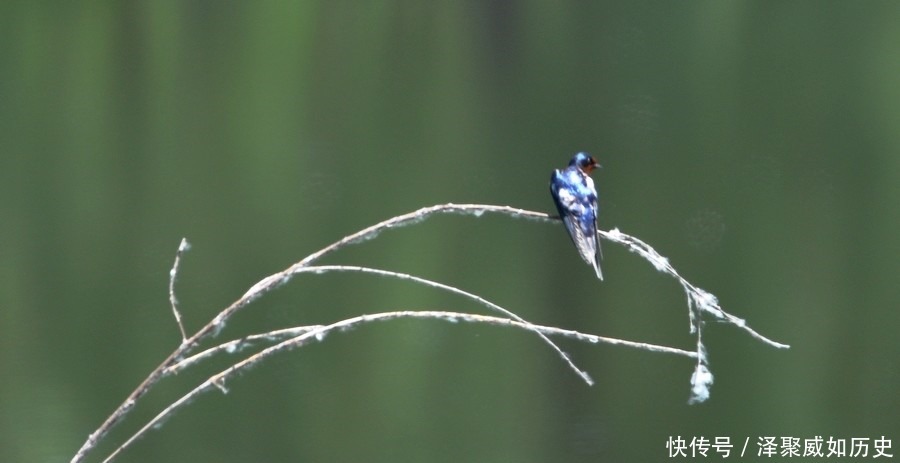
xmin=549 ymin=152 xmax=603 ymax=280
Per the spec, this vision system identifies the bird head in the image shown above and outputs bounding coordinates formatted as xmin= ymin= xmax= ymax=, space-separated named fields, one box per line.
xmin=570 ymin=152 xmax=600 ymax=174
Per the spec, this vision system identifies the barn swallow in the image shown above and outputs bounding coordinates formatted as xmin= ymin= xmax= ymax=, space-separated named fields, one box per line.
xmin=550 ymin=152 xmax=603 ymax=280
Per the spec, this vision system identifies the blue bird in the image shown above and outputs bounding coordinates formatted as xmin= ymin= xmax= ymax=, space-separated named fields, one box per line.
xmin=550 ymin=152 xmax=603 ymax=280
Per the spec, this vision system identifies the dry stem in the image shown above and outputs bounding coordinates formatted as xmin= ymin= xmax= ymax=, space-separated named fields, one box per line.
xmin=70 ymin=203 xmax=789 ymax=463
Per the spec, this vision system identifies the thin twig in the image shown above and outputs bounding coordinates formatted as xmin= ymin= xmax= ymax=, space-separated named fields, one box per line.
xmin=168 ymin=261 xmax=595 ymax=379
xmin=605 ymin=228 xmax=789 ymax=350
xmin=293 ymin=204 xmax=553 ymax=269
xmin=168 ymin=238 xmax=191 ymax=342
xmin=103 ymin=309 xmax=698 ymax=463
xmin=603 ymin=227 xmax=789 ymax=403
xmin=291 ymin=264 xmax=594 ymax=384
xmin=166 ymin=325 xmax=325 ymax=374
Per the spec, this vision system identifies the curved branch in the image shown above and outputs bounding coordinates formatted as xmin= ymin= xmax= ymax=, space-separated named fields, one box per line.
xmin=175 ymin=264 xmax=593 ymax=384
xmin=104 ymin=309 xmax=697 ymax=463
xmin=71 ymin=203 xmax=789 ymax=463
xmin=72 ymin=204 xmax=546 ymax=463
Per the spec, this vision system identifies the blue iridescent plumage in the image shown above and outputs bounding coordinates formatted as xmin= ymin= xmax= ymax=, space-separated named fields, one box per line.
xmin=550 ymin=152 xmax=603 ymax=280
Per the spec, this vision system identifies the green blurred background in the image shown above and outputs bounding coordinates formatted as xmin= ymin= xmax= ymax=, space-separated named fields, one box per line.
xmin=2 ymin=1 xmax=898 ymax=462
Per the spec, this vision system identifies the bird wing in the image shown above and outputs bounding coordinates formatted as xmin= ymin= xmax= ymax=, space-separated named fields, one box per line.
xmin=551 ymin=174 xmax=603 ymax=280
xmin=563 ymin=213 xmax=603 ymax=281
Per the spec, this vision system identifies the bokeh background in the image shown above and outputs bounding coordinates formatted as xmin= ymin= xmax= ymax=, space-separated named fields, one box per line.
xmin=2 ymin=2 xmax=898 ymax=462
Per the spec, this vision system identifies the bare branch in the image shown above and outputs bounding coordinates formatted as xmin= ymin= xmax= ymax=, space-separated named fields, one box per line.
xmin=168 ymin=238 xmax=191 ymax=342
xmin=289 ymin=264 xmax=594 ymax=384
xmin=165 ymin=325 xmax=325 ymax=374
xmin=103 ymin=309 xmax=698 ymax=463
xmin=71 ymin=203 xmax=789 ymax=463
xmin=604 ymin=228 xmax=789 ymax=350
xmin=72 ymin=204 xmax=556 ymax=463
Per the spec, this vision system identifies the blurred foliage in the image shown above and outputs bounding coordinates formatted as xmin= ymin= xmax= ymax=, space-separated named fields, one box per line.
xmin=1 ymin=1 xmax=898 ymax=462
